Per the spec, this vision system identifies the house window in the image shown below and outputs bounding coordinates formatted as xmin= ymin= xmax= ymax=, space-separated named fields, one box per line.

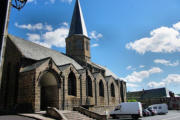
xmin=99 ymin=80 xmax=104 ymax=97
xmin=111 ymin=83 xmax=115 ymax=97
xmin=68 ymin=71 xmax=76 ymax=96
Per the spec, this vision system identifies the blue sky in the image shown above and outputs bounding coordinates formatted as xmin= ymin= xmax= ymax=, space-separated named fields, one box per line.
xmin=8 ymin=0 xmax=180 ymax=94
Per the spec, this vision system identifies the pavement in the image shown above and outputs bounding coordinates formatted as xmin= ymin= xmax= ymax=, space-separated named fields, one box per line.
xmin=109 ymin=110 xmax=180 ymax=120
xmin=0 ymin=111 xmax=55 ymax=120
xmin=0 ymin=110 xmax=180 ymax=120
xmin=0 ymin=115 xmax=36 ymax=120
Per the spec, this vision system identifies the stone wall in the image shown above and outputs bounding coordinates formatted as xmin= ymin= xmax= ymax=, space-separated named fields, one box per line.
xmin=17 ymin=70 xmax=35 ymax=112
xmin=0 ymin=37 xmax=21 ymax=110
xmin=61 ymin=65 xmax=81 ymax=110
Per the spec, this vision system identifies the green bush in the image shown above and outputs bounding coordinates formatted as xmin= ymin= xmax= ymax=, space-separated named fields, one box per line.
xmin=128 ymin=99 xmax=137 ymax=102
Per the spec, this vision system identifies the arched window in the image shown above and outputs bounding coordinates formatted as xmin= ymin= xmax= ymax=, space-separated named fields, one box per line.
xmin=111 ymin=83 xmax=115 ymax=97
xmin=99 ymin=80 xmax=104 ymax=97
xmin=68 ymin=71 xmax=76 ymax=96
xmin=86 ymin=76 xmax=92 ymax=97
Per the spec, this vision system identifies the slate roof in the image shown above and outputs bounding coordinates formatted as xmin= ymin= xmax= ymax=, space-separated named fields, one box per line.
xmin=8 ymin=34 xmax=83 ymax=70
xmin=127 ymin=87 xmax=170 ymax=99
xmin=98 ymin=65 xmax=119 ymax=79
xmin=20 ymin=58 xmax=49 ymax=73
xmin=87 ymin=61 xmax=120 ymax=80
xmin=68 ymin=0 xmax=88 ymax=37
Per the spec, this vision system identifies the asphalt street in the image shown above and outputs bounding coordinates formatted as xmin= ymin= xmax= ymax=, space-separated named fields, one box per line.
xmin=0 ymin=115 xmax=36 ymax=120
xmin=109 ymin=110 xmax=180 ymax=120
xmin=0 ymin=110 xmax=180 ymax=120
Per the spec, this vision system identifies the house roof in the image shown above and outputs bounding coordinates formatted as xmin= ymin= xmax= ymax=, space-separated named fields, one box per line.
xmin=127 ymin=87 xmax=170 ymax=99
xmin=8 ymin=34 xmax=83 ymax=70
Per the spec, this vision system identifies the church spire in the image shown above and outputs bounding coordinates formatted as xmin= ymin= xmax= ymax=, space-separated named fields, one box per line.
xmin=68 ymin=0 xmax=88 ymax=37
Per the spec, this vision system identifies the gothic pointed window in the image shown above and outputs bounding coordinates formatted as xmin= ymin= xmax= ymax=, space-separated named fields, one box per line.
xmin=111 ymin=83 xmax=115 ymax=97
xmin=99 ymin=80 xmax=104 ymax=97
xmin=86 ymin=76 xmax=92 ymax=97
xmin=68 ymin=71 xmax=76 ymax=96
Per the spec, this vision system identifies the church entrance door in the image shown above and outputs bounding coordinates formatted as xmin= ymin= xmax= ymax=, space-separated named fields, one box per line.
xmin=39 ymin=71 xmax=59 ymax=110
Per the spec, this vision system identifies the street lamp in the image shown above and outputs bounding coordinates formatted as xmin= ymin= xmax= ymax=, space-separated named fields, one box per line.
xmin=12 ymin=0 xmax=28 ymax=10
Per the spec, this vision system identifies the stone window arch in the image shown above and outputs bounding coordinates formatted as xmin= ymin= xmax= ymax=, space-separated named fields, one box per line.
xmin=68 ymin=71 xmax=76 ymax=96
xmin=111 ymin=83 xmax=115 ymax=97
xmin=86 ymin=75 xmax=92 ymax=97
xmin=99 ymin=80 xmax=104 ymax=97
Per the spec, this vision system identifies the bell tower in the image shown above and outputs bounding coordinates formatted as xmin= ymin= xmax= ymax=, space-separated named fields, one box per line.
xmin=66 ymin=0 xmax=91 ymax=62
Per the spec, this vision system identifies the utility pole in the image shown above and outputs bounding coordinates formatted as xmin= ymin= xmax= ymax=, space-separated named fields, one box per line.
xmin=0 ymin=0 xmax=28 ymax=89
xmin=0 ymin=0 xmax=12 ymax=89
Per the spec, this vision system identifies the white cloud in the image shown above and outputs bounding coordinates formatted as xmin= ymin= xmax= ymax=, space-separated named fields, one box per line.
xmin=123 ymin=67 xmax=162 ymax=83
xmin=26 ymin=22 xmax=69 ymax=48
xmin=42 ymin=26 xmax=69 ymax=48
xmin=147 ymin=74 xmax=180 ymax=88
xmin=27 ymin=0 xmax=37 ymax=4
xmin=89 ymin=31 xmax=103 ymax=40
xmin=139 ymin=65 xmax=145 ymax=68
xmin=61 ymin=0 xmax=72 ymax=4
xmin=27 ymin=0 xmax=34 ymax=3
xmin=15 ymin=22 xmax=53 ymax=31
xmin=154 ymin=59 xmax=179 ymax=67
xmin=62 ymin=22 xmax=69 ymax=27
xmin=45 ymin=24 xmax=53 ymax=31
xmin=91 ymin=44 xmax=99 ymax=48
xmin=126 ymin=66 xmax=136 ymax=70
xmin=26 ymin=33 xmax=51 ymax=48
xmin=148 ymin=81 xmax=166 ymax=88
xmin=26 ymin=33 xmax=40 ymax=41
xmin=126 ymin=21 xmax=180 ymax=54
xmin=126 ymin=66 xmax=132 ymax=70
xmin=127 ymin=83 xmax=139 ymax=88
xmin=163 ymin=74 xmax=180 ymax=84
xmin=173 ymin=22 xmax=180 ymax=30
xmin=50 ymin=0 xmax=55 ymax=3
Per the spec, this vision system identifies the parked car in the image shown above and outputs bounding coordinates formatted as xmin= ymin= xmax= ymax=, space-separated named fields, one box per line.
xmin=148 ymin=103 xmax=168 ymax=114
xmin=143 ymin=109 xmax=151 ymax=116
xmin=147 ymin=107 xmax=157 ymax=115
xmin=110 ymin=102 xmax=143 ymax=120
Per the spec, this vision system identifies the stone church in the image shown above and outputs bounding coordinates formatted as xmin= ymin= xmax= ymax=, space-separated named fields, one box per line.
xmin=0 ymin=0 xmax=126 ymax=112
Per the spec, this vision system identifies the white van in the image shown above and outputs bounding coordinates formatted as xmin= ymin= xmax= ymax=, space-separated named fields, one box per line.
xmin=110 ymin=102 xmax=143 ymax=119
xmin=148 ymin=103 xmax=168 ymax=114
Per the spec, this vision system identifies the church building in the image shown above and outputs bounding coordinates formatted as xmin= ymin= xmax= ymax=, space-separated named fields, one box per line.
xmin=0 ymin=0 xmax=126 ymax=112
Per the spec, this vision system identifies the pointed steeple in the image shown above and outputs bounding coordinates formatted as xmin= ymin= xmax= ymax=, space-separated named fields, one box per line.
xmin=68 ymin=0 xmax=88 ymax=37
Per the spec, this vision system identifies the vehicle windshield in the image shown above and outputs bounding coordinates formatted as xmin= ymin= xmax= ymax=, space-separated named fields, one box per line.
xmin=114 ymin=105 xmax=121 ymax=111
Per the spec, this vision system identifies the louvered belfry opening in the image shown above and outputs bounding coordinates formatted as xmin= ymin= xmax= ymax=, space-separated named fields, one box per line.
xmin=86 ymin=76 xmax=92 ymax=97
xmin=99 ymin=80 xmax=104 ymax=97
xmin=68 ymin=71 xmax=77 ymax=96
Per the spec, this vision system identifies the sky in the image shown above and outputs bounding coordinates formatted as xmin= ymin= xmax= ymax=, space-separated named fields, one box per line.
xmin=8 ymin=0 xmax=180 ymax=94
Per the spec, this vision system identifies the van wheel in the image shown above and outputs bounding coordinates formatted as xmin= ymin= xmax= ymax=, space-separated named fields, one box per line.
xmin=112 ymin=115 xmax=117 ymax=119
xmin=132 ymin=115 xmax=139 ymax=120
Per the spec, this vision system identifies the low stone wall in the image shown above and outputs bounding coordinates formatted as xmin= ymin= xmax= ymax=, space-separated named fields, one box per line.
xmin=89 ymin=106 xmax=115 ymax=115
xmin=46 ymin=107 xmax=67 ymax=120
xmin=73 ymin=107 xmax=107 ymax=120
